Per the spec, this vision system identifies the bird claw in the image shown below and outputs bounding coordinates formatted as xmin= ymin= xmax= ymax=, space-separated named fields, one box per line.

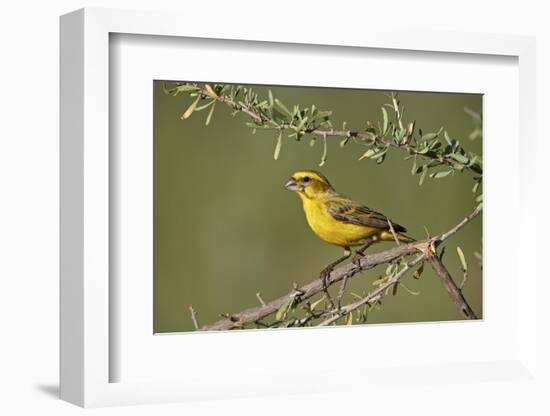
xmin=319 ymin=266 xmax=333 ymax=287
xmin=352 ymin=252 xmax=364 ymax=268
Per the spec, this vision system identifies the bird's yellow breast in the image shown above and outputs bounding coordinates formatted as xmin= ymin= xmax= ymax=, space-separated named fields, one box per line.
xmin=300 ymin=197 xmax=379 ymax=247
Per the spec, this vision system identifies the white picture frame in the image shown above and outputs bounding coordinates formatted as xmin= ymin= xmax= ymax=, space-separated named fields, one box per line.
xmin=60 ymin=7 xmax=539 ymax=408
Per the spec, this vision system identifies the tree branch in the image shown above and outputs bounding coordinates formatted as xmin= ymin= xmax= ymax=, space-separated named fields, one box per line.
xmin=200 ymin=204 xmax=481 ymax=330
xmin=425 ymin=255 xmax=477 ymax=319
xmin=201 ymin=241 xmax=422 ymax=331
xmin=318 ymin=253 xmax=426 ymax=326
xmin=180 ymin=85 xmax=482 ymax=176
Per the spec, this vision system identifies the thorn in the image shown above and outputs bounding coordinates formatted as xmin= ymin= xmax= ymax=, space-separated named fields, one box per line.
xmin=188 ymin=305 xmax=199 ymax=331
xmin=387 ymin=218 xmax=401 ymax=245
xmin=256 ymin=292 xmax=267 ymax=306
xmin=423 ymin=225 xmax=431 ymax=239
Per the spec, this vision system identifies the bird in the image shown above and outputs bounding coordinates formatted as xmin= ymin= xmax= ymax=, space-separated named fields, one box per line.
xmin=284 ymin=170 xmax=414 ymax=285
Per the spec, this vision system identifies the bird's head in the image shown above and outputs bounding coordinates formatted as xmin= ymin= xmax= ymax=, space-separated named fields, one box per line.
xmin=284 ymin=170 xmax=334 ymax=199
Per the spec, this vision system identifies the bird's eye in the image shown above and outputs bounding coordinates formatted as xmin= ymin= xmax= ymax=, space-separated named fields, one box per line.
xmin=303 ymin=176 xmax=310 ymax=183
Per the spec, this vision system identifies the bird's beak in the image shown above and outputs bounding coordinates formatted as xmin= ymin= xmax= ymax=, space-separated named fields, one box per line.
xmin=284 ymin=178 xmax=301 ymax=192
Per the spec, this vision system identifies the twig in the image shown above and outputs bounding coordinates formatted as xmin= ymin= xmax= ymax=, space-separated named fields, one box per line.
xmin=337 ymin=273 xmax=350 ymax=308
xmin=256 ymin=292 xmax=267 ymax=306
xmin=387 ymin=218 xmax=401 ymax=246
xmin=188 ymin=305 xmax=200 ymax=330
xmin=318 ymin=254 xmax=426 ymax=326
xmin=425 ymin=255 xmax=477 ymax=319
xmin=187 ymin=86 xmax=482 ymax=176
xmin=440 ymin=204 xmax=482 ymax=242
xmin=200 ymin=205 xmax=481 ymax=330
xmin=423 ymin=226 xmax=431 ymax=239
xmin=201 ymin=242 xmax=420 ymax=330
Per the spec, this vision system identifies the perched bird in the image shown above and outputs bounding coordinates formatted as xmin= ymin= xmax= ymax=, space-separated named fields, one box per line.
xmin=284 ymin=170 xmax=413 ymax=282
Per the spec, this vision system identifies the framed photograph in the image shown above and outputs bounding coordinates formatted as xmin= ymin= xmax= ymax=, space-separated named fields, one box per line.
xmin=153 ymin=81 xmax=483 ymax=333
xmin=60 ymin=8 xmax=539 ymax=408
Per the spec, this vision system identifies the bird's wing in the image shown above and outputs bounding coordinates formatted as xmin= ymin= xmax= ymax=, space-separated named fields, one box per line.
xmin=326 ymin=197 xmax=407 ymax=233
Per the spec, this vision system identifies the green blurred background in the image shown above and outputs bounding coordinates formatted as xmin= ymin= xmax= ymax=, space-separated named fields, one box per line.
xmin=154 ymin=82 xmax=482 ymax=333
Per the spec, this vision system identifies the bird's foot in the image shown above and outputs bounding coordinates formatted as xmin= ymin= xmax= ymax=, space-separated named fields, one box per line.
xmin=319 ymin=266 xmax=336 ymax=309
xmin=352 ymin=252 xmax=364 ymax=269
xmin=319 ymin=266 xmax=333 ymax=288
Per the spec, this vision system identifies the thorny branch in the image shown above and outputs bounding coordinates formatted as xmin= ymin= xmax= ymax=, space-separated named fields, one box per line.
xmin=168 ymin=84 xmax=483 ymax=176
xmin=168 ymin=83 xmax=483 ymax=329
xmin=426 ymin=255 xmax=477 ymax=320
xmin=200 ymin=204 xmax=481 ymax=331
xmin=318 ymin=253 xmax=426 ymax=326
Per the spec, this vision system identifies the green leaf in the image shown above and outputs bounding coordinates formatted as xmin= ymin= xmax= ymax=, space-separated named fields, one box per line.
xmin=205 ymin=103 xmax=215 ymax=126
xmin=310 ymin=104 xmax=317 ymax=116
xmin=283 ymin=318 xmax=296 ymax=328
xmin=419 ymin=167 xmax=427 ymax=185
xmin=273 ymin=131 xmax=282 ymax=160
xmin=412 ymin=263 xmax=424 ymax=280
xmin=194 ymin=99 xmax=215 ymax=112
xmin=421 ymin=132 xmax=439 ymax=141
xmin=274 ymin=98 xmax=291 ymax=116
xmin=371 ymin=148 xmax=388 ymax=160
xmin=429 ymin=141 xmax=441 ymax=151
xmin=416 ymin=146 xmax=430 ymax=155
xmin=457 ymin=246 xmax=468 ymax=272
xmin=310 ymin=110 xmax=332 ymax=122
xmin=181 ymin=96 xmax=200 ymax=119
xmin=430 ymin=170 xmax=453 ymax=179
xmin=451 ymin=153 xmax=470 ymax=164
xmin=295 ymin=116 xmax=308 ymax=132
xmin=399 ymin=282 xmax=421 ymax=295
xmin=381 ymin=107 xmax=389 ymax=135
xmin=392 ymin=282 xmax=399 ymax=296
xmin=275 ymin=297 xmax=294 ymax=321
xmin=268 ymin=90 xmax=274 ymax=107
xmin=444 ymin=130 xmax=453 ymax=146
xmin=309 ymin=296 xmax=325 ymax=311
xmin=340 ymin=137 xmax=350 ymax=148
xmin=359 ymin=148 xmax=377 ymax=160
xmin=413 ymin=164 xmax=425 ymax=175
xmin=172 ymin=84 xmax=199 ymax=94
xmin=319 ymin=135 xmax=328 ymax=166
xmin=396 ymin=128 xmax=406 ymax=143
xmin=204 ymin=84 xmax=218 ymax=98
xmin=376 ymin=154 xmax=386 ymax=164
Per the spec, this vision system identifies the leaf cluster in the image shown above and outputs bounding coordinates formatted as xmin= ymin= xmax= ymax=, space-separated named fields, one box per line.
xmin=166 ymin=83 xmax=483 ymax=200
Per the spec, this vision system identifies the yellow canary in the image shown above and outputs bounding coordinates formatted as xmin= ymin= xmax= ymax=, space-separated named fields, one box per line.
xmin=284 ymin=170 xmax=413 ymax=277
